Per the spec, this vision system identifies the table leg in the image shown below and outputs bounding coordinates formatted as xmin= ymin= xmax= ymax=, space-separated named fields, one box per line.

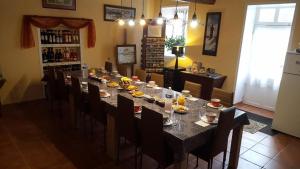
xmin=173 ymin=153 xmax=188 ymax=169
xmin=106 ymin=113 xmax=118 ymax=161
xmin=228 ymin=125 xmax=244 ymax=169
xmin=68 ymin=93 xmax=76 ymax=128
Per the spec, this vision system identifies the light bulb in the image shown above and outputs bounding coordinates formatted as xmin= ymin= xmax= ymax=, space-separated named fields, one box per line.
xmin=140 ymin=19 xmax=146 ymax=26
xmin=157 ymin=17 xmax=163 ymax=25
xmin=190 ymin=13 xmax=199 ymax=28
xmin=118 ymin=19 xmax=125 ymax=26
xmin=128 ymin=19 xmax=135 ymax=27
xmin=190 ymin=20 xmax=198 ymax=28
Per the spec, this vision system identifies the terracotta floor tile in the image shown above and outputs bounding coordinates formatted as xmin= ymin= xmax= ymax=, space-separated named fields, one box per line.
xmin=251 ymin=143 xmax=282 ymax=158
xmin=237 ymin=158 xmax=261 ymax=169
xmin=0 ymin=143 xmax=30 ymax=169
xmin=241 ymin=150 xmax=271 ymax=167
xmin=259 ymin=133 xmax=293 ymax=150
xmin=273 ymin=140 xmax=300 ymax=168
xmin=264 ymin=159 xmax=292 ymax=169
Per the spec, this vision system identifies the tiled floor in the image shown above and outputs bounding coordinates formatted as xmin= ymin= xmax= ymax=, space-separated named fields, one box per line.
xmin=235 ymin=103 xmax=274 ymax=119
xmin=0 ymin=100 xmax=300 ymax=169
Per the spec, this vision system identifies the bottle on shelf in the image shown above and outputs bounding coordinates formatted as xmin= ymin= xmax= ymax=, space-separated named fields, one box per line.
xmin=40 ymin=30 xmax=45 ymax=44
xmin=68 ymin=31 xmax=72 ymax=44
xmin=64 ymin=48 xmax=70 ymax=61
xmin=64 ymin=30 xmax=69 ymax=44
xmin=44 ymin=30 xmax=48 ymax=44
xmin=54 ymin=49 xmax=60 ymax=62
xmin=46 ymin=47 xmax=54 ymax=62
xmin=42 ymin=48 xmax=48 ymax=63
xmin=58 ymin=49 xmax=63 ymax=62
xmin=48 ymin=30 xmax=53 ymax=44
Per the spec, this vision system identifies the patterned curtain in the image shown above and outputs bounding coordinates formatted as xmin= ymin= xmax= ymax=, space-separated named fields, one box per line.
xmin=21 ymin=15 xmax=96 ymax=48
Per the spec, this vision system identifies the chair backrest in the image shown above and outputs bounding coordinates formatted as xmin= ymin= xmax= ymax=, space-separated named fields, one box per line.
xmin=105 ymin=61 xmax=113 ymax=73
xmin=71 ymin=76 xmax=82 ymax=109
xmin=56 ymin=71 xmax=67 ymax=100
xmin=141 ymin=106 xmax=165 ymax=164
xmin=211 ymin=107 xmax=235 ymax=156
xmin=151 ymin=73 xmax=164 ymax=87
xmin=211 ymin=88 xmax=234 ymax=107
xmin=117 ymin=95 xmax=137 ymax=143
xmin=184 ymin=81 xmax=202 ymax=98
xmin=135 ymin=69 xmax=147 ymax=82
xmin=88 ymin=83 xmax=106 ymax=124
xmin=117 ymin=65 xmax=128 ymax=76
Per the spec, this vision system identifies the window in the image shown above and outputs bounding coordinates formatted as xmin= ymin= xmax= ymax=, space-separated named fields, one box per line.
xmin=162 ymin=6 xmax=189 ymax=56
xmin=256 ymin=4 xmax=295 ymax=25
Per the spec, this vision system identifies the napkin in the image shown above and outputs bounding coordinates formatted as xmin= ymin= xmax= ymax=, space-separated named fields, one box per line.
xmin=194 ymin=120 xmax=210 ymax=127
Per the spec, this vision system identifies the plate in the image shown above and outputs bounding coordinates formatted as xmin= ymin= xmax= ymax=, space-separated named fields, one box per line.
xmin=201 ymin=116 xmax=218 ymax=124
xmin=207 ymin=103 xmax=223 ymax=109
xmin=81 ymin=82 xmax=88 ymax=85
xmin=146 ymin=84 xmax=157 ymax=88
xmin=164 ymin=119 xmax=174 ymax=126
xmin=100 ymin=92 xmax=111 ymax=98
xmin=135 ymin=110 xmax=142 ymax=114
xmin=173 ymin=105 xmax=189 ymax=114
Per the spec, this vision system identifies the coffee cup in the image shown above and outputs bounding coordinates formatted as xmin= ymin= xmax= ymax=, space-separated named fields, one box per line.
xmin=182 ymin=90 xmax=190 ymax=97
xmin=205 ymin=112 xmax=217 ymax=123
xmin=211 ymin=98 xmax=221 ymax=107
xmin=148 ymin=81 xmax=156 ymax=86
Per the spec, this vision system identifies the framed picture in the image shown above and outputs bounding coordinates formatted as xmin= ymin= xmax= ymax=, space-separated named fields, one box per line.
xmin=104 ymin=4 xmax=136 ymax=22
xmin=116 ymin=45 xmax=136 ymax=65
xmin=42 ymin=0 xmax=76 ymax=10
xmin=202 ymin=12 xmax=222 ymax=56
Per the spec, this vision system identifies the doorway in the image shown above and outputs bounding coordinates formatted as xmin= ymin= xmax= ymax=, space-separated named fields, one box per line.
xmin=235 ymin=3 xmax=296 ymax=116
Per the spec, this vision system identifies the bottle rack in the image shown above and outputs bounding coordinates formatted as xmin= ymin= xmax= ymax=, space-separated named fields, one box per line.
xmin=38 ymin=26 xmax=82 ymax=76
xmin=141 ymin=37 xmax=165 ymax=73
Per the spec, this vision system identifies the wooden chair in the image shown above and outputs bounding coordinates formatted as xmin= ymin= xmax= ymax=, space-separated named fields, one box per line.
xmin=88 ymin=83 xmax=107 ymax=144
xmin=184 ymin=81 xmax=202 ymax=98
xmin=116 ymin=95 xmax=140 ymax=169
xmin=140 ymin=107 xmax=174 ymax=169
xmin=189 ymin=107 xmax=236 ymax=169
xmin=151 ymin=73 xmax=164 ymax=87
xmin=47 ymin=68 xmax=58 ymax=113
xmin=105 ymin=61 xmax=113 ymax=73
xmin=71 ymin=76 xmax=89 ymax=129
xmin=117 ymin=64 xmax=128 ymax=76
xmin=211 ymin=88 xmax=234 ymax=107
xmin=135 ymin=69 xmax=147 ymax=82
xmin=56 ymin=71 xmax=69 ymax=118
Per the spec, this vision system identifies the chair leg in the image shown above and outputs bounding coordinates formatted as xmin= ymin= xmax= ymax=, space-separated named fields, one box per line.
xmin=140 ymin=152 xmax=143 ymax=169
xmin=207 ymin=158 xmax=213 ymax=169
xmin=222 ymin=151 xmax=227 ymax=169
xmin=116 ymin=137 xmax=120 ymax=165
xmin=103 ymin=125 xmax=107 ymax=152
xmin=195 ymin=156 xmax=199 ymax=168
xmin=134 ymin=146 xmax=138 ymax=169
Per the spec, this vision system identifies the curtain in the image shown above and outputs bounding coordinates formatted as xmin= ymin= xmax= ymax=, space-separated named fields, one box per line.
xmin=244 ymin=25 xmax=291 ymax=110
xmin=21 ymin=15 xmax=96 ymax=48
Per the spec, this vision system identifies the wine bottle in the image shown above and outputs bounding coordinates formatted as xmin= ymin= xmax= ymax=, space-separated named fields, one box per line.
xmin=55 ymin=49 xmax=59 ymax=62
xmin=52 ymin=30 xmax=56 ymax=44
xmin=49 ymin=30 xmax=53 ymax=44
xmin=56 ymin=31 xmax=60 ymax=44
xmin=44 ymin=30 xmax=48 ymax=44
xmin=42 ymin=48 xmax=48 ymax=63
xmin=65 ymin=31 xmax=69 ymax=43
xmin=41 ymin=30 xmax=45 ymax=44
xmin=68 ymin=31 xmax=72 ymax=44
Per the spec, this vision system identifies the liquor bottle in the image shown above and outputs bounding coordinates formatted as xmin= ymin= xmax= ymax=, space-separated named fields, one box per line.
xmin=56 ymin=30 xmax=60 ymax=44
xmin=52 ymin=30 xmax=56 ymax=44
xmin=44 ymin=30 xmax=48 ymax=44
xmin=40 ymin=30 xmax=45 ymax=44
xmin=68 ymin=31 xmax=72 ymax=44
xmin=49 ymin=30 xmax=53 ymax=44
xmin=42 ymin=48 xmax=48 ymax=63
xmin=59 ymin=31 xmax=63 ymax=44
xmin=72 ymin=30 xmax=76 ymax=44
xmin=76 ymin=30 xmax=80 ymax=43
xmin=64 ymin=31 xmax=69 ymax=43
xmin=55 ymin=49 xmax=60 ymax=62
xmin=58 ymin=49 xmax=63 ymax=61
xmin=64 ymin=48 xmax=70 ymax=61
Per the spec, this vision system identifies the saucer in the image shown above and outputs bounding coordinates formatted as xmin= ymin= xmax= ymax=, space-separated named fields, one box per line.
xmin=207 ymin=103 xmax=223 ymax=109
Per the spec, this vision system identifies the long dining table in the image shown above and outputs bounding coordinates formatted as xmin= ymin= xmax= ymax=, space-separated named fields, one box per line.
xmin=66 ymin=71 xmax=249 ymax=169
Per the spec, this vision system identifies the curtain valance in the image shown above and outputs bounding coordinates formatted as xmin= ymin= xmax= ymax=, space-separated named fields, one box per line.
xmin=21 ymin=15 xmax=96 ymax=48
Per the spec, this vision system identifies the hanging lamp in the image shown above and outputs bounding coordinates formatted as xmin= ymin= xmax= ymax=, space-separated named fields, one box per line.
xmin=128 ymin=0 xmax=135 ymax=26
xmin=190 ymin=0 xmax=199 ymax=28
xmin=139 ymin=0 xmax=146 ymax=26
xmin=118 ymin=0 xmax=125 ymax=26
xmin=174 ymin=0 xmax=179 ymax=20
xmin=157 ymin=0 xmax=163 ymax=25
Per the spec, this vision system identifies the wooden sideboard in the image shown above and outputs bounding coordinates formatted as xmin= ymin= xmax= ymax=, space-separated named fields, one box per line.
xmin=179 ymin=71 xmax=227 ymax=100
xmin=164 ymin=67 xmax=227 ymax=100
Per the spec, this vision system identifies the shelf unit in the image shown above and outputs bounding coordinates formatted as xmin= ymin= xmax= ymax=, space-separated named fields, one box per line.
xmin=38 ymin=25 xmax=82 ymax=76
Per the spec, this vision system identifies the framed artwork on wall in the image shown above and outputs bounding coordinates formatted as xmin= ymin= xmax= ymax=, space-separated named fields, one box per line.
xmin=202 ymin=12 xmax=222 ymax=56
xmin=116 ymin=45 xmax=136 ymax=65
xmin=104 ymin=4 xmax=136 ymax=22
xmin=42 ymin=0 xmax=76 ymax=10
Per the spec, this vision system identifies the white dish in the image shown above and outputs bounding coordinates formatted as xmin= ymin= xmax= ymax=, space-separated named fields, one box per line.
xmin=207 ymin=102 xmax=223 ymax=109
xmin=164 ymin=119 xmax=174 ymax=126
xmin=81 ymin=82 xmax=88 ymax=85
xmin=201 ymin=116 xmax=218 ymax=124
xmin=146 ymin=84 xmax=157 ymax=88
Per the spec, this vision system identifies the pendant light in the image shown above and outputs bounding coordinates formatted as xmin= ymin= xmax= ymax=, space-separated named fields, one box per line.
xmin=156 ymin=0 xmax=163 ymax=25
xmin=139 ymin=0 xmax=146 ymax=26
xmin=118 ymin=0 xmax=125 ymax=26
xmin=128 ymin=0 xmax=135 ymax=26
xmin=174 ymin=0 xmax=179 ymax=20
xmin=190 ymin=0 xmax=199 ymax=28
